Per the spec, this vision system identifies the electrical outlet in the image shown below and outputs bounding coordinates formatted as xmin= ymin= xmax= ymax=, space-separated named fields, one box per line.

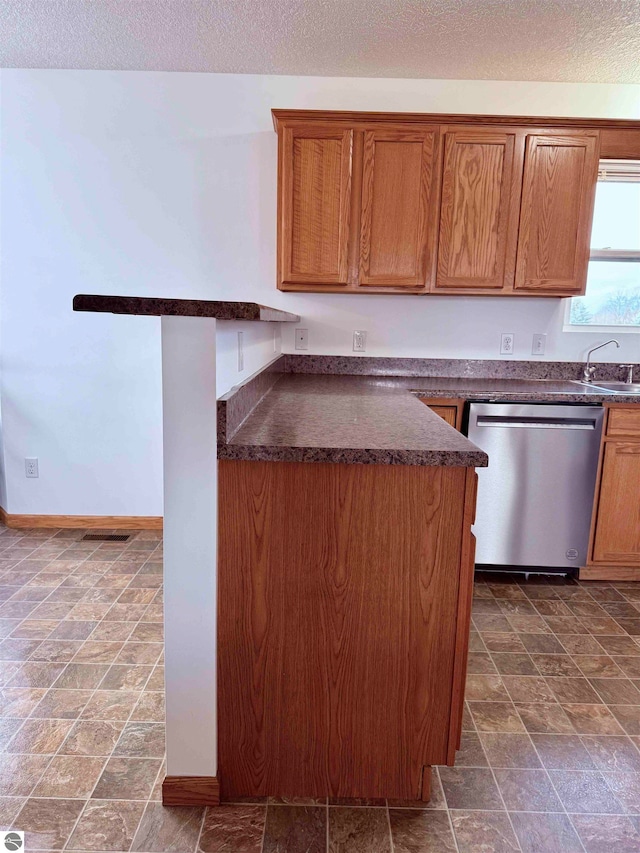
xmin=500 ymin=333 xmax=515 ymax=355
xmin=25 ymin=458 xmax=39 ymax=479
xmin=295 ymin=328 xmax=308 ymax=350
xmin=353 ymin=330 xmax=367 ymax=352
xmin=532 ymin=333 xmax=546 ymax=355
xmin=273 ymin=327 xmax=278 ymax=353
xmin=237 ymin=331 xmax=244 ymax=371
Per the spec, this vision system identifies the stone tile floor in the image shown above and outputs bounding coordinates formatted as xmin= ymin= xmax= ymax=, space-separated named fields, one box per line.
xmin=2 ymin=526 xmax=640 ymax=850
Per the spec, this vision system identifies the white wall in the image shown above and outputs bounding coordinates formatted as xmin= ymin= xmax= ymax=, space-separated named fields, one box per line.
xmin=1 ymin=69 xmax=640 ymax=515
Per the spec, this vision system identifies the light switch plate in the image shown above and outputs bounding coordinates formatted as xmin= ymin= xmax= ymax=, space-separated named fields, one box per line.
xmin=532 ymin=333 xmax=546 ymax=355
xmin=237 ymin=331 xmax=244 ymax=371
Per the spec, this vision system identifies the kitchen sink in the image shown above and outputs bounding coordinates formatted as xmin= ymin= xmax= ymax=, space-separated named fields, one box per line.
xmin=578 ymin=381 xmax=640 ymax=394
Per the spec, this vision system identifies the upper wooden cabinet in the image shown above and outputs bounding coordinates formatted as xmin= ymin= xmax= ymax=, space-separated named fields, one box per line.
xmin=360 ymin=129 xmax=439 ymax=288
xmin=271 ymin=110 xmax=626 ymax=297
xmin=514 ymin=133 xmax=600 ymax=294
xmin=435 ymin=129 xmax=520 ymax=292
xmin=279 ymin=124 xmax=353 ymax=287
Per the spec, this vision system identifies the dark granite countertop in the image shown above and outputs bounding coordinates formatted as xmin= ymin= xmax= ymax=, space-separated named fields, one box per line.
xmin=220 ymin=374 xmax=488 ymax=467
xmin=218 ymin=368 xmax=640 ymax=467
xmin=73 ymin=294 xmax=300 ymax=322
xmin=400 ymin=376 xmax=640 ymax=403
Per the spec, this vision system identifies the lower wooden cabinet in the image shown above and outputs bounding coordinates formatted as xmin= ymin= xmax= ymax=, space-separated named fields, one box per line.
xmin=581 ymin=405 xmax=640 ymax=580
xmin=218 ymin=461 xmax=478 ymax=800
xmin=592 ymin=441 xmax=640 ymax=564
xmin=420 ymin=398 xmax=464 ymax=430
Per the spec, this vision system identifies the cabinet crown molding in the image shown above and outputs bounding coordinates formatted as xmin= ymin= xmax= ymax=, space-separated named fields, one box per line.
xmin=272 ymin=108 xmax=640 ymax=132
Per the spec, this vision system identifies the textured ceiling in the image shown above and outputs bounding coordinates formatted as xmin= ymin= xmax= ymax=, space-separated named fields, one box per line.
xmin=2 ymin=0 xmax=640 ymax=84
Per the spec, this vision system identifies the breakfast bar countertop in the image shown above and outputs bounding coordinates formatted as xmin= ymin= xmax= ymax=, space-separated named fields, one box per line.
xmin=73 ymin=294 xmax=300 ymax=322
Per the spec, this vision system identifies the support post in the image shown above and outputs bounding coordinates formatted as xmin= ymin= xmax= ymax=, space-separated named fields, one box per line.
xmin=161 ymin=316 xmax=219 ymax=805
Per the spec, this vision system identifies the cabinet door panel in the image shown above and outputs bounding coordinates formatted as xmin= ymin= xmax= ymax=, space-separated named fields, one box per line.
xmin=360 ymin=129 xmax=438 ymax=288
xmin=429 ymin=406 xmax=458 ymax=427
xmin=436 ymin=131 xmax=518 ymax=290
xmin=593 ymin=441 xmax=640 ymax=564
xmin=280 ymin=125 xmax=352 ymax=286
xmin=419 ymin=398 xmax=463 ymax=431
xmin=515 ymin=133 xmax=599 ymax=294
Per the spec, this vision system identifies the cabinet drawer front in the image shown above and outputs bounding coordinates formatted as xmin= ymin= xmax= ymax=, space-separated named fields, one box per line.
xmin=436 ymin=130 xmax=518 ymax=291
xmin=607 ymin=407 xmax=640 ymax=437
xmin=281 ymin=126 xmax=353 ymax=286
xmin=592 ymin=440 xmax=640 ymax=564
xmin=360 ymin=129 xmax=438 ymax=288
xmin=514 ymin=133 xmax=599 ymax=294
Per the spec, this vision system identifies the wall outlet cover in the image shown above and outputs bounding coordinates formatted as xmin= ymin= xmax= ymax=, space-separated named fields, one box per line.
xmin=25 ymin=458 xmax=39 ymax=478
xmin=353 ymin=330 xmax=367 ymax=352
xmin=500 ymin=333 xmax=515 ymax=355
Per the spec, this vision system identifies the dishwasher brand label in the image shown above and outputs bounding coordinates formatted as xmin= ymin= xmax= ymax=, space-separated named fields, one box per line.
xmin=566 ymin=549 xmax=579 ymax=561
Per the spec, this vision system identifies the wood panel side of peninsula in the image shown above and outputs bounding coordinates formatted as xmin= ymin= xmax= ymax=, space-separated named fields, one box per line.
xmin=217 ymin=459 xmax=477 ymax=801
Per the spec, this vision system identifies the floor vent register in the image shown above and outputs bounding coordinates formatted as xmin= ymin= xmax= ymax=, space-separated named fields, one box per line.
xmin=81 ymin=533 xmax=131 ymax=542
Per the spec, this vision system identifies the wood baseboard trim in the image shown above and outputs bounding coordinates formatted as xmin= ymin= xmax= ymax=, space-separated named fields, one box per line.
xmin=580 ymin=565 xmax=640 ymax=581
xmin=0 ymin=508 xmax=162 ymax=530
xmin=162 ymin=775 xmax=220 ymax=806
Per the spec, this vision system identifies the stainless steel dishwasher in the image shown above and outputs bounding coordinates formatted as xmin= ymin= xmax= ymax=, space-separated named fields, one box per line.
xmin=467 ymin=403 xmax=605 ymax=571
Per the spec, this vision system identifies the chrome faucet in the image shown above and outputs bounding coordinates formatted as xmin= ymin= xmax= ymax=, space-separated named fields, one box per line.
xmin=620 ymin=364 xmax=635 ymax=384
xmin=582 ymin=339 xmax=620 ymax=382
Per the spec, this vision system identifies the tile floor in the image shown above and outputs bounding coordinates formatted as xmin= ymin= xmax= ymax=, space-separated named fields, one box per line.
xmin=2 ymin=527 xmax=640 ymax=850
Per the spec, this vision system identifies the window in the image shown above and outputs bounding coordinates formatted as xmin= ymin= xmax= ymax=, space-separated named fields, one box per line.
xmin=568 ymin=160 xmax=640 ymax=328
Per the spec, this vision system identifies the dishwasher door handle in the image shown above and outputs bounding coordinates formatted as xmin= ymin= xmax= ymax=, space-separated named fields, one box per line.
xmin=475 ymin=416 xmax=598 ymax=430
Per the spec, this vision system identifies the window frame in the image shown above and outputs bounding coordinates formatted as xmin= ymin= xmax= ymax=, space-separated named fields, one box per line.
xmin=565 ymin=159 xmax=640 ymax=331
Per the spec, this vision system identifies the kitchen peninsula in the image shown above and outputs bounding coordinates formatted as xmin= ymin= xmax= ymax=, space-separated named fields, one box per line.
xmin=217 ymin=372 xmax=485 ymax=803
xmin=74 ymin=296 xmax=486 ymax=807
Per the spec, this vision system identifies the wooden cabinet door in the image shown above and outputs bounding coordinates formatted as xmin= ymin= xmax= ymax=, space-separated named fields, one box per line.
xmin=430 ymin=406 xmax=458 ymax=427
xmin=419 ymin=398 xmax=464 ymax=430
xmin=514 ymin=132 xmax=599 ymax=294
xmin=435 ymin=130 xmax=519 ymax=291
xmin=592 ymin=440 xmax=640 ymax=564
xmin=279 ymin=125 xmax=353 ymax=288
xmin=359 ymin=129 xmax=439 ymax=288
